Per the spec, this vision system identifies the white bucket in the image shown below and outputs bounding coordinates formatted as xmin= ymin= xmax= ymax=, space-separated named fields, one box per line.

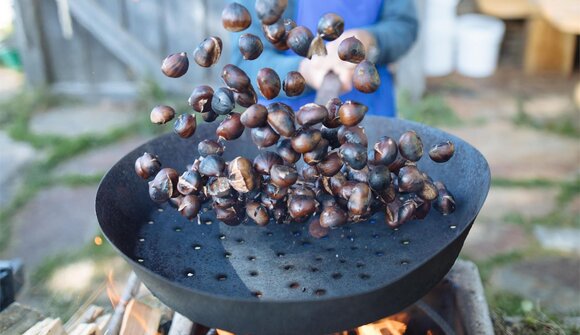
xmin=425 ymin=0 xmax=460 ymax=23
xmin=456 ymin=14 xmax=505 ymax=77
xmin=423 ymin=21 xmax=456 ymax=76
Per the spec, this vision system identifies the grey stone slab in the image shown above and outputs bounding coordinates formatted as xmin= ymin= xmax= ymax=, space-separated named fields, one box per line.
xmin=0 ymin=68 xmax=24 ymax=101
xmin=478 ymin=186 xmax=558 ymax=223
xmin=53 ymin=135 xmax=152 ymax=177
xmin=490 ymin=257 xmax=580 ymax=314
xmin=29 ymin=101 xmax=140 ymax=137
xmin=0 ymin=131 xmax=39 ymax=207
xmin=0 ymin=185 xmax=100 ymax=268
xmin=463 ymin=220 xmax=531 ymax=261
xmin=534 ymin=226 xmax=580 ymax=255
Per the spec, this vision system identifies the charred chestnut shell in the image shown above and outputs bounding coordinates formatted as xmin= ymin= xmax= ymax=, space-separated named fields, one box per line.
xmin=193 ymin=37 xmax=222 ymax=68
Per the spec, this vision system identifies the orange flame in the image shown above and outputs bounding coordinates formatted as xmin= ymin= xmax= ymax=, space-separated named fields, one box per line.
xmin=106 ymin=269 xmax=120 ymax=308
xmin=357 ymin=316 xmax=408 ymax=335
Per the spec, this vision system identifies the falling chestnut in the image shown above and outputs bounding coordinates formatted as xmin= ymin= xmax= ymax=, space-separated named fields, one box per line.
xmin=173 ymin=113 xmax=197 ymax=138
xmin=399 ymin=131 xmax=423 ymax=162
xmin=178 ymin=195 xmax=201 ymax=220
xmin=429 ymin=141 xmax=455 ymax=163
xmin=246 ymin=201 xmax=270 ymax=226
xmin=228 ymin=156 xmax=256 ymax=193
xmin=255 ymin=0 xmax=287 ymax=25
xmin=296 ymin=103 xmax=328 ymax=127
xmin=211 ymin=87 xmax=236 ymax=115
xmin=339 ymin=142 xmax=367 ymax=170
xmin=149 ymin=168 xmax=179 ymax=203
xmin=150 ymin=105 xmax=175 ymax=124
xmin=320 ymin=206 xmax=347 ymax=228
xmin=434 ymin=181 xmax=456 ymax=215
xmin=288 ymin=195 xmax=318 ymax=220
xmin=217 ymin=113 xmax=245 ymax=140
xmin=262 ymin=20 xmax=286 ymax=44
xmin=276 ymin=138 xmax=300 ymax=163
xmin=317 ymin=13 xmax=344 ymax=41
xmin=235 ymin=87 xmax=258 ymax=107
xmin=198 ymin=139 xmax=224 ymax=157
xmin=241 ymin=104 xmax=268 ymax=128
xmin=270 ymin=164 xmax=298 ymax=188
xmin=309 ymin=218 xmax=329 ymax=238
xmin=353 ymin=60 xmax=380 ymax=93
xmin=251 ymin=124 xmax=280 ymax=148
xmin=291 ymin=128 xmax=322 ymax=153
xmin=193 ymin=37 xmax=222 ymax=68
xmin=286 ymin=26 xmax=314 ymax=58
xmin=221 ymin=2 xmax=252 ymax=32
xmin=161 ymin=52 xmax=189 ymax=78
xmin=338 ymin=37 xmax=365 ymax=64
xmin=317 ymin=151 xmax=343 ymax=176
xmin=198 ymin=155 xmax=226 ymax=177
xmin=257 ymin=68 xmax=281 ymax=100
xmin=371 ymin=136 xmax=398 ymax=166
xmin=323 ymin=98 xmax=342 ymax=128
xmin=239 ymin=33 xmax=263 ymax=60
xmin=283 ymin=71 xmax=306 ymax=97
xmin=222 ymin=64 xmax=251 ymax=93
xmin=188 ymin=85 xmax=213 ymax=113
xmin=135 ymin=152 xmax=161 ymax=179
xmin=253 ymin=151 xmax=284 ymax=175
xmin=267 ymin=103 xmax=296 ymax=137
xmin=338 ymin=101 xmax=368 ymax=127
xmin=177 ymin=170 xmax=203 ymax=195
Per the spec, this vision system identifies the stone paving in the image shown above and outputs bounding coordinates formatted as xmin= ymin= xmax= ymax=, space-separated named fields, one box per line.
xmin=0 ymin=67 xmax=579 ymax=320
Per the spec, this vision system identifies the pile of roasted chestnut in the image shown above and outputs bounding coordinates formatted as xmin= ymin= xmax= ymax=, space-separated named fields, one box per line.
xmin=135 ymin=0 xmax=456 ymax=238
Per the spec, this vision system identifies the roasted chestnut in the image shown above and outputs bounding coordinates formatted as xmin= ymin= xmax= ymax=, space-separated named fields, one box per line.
xmin=213 ymin=196 xmax=237 ymax=209
xmin=291 ymin=128 xmax=322 ymax=153
xmin=321 ymin=126 xmax=341 ymax=149
xmin=283 ymin=71 xmax=306 ymax=97
xmin=338 ymin=101 xmax=368 ymax=126
xmin=207 ymin=176 xmax=232 ymax=198
xmin=319 ymin=206 xmax=347 ymax=228
xmin=216 ymin=113 xmax=245 ymax=140
xmin=178 ymin=195 xmax=201 ymax=220
xmin=246 ymin=201 xmax=270 ymax=226
xmin=303 ymin=138 xmax=329 ymax=165
xmin=201 ymin=110 xmax=218 ymax=123
xmin=267 ymin=103 xmax=295 ymax=137
xmin=398 ymin=165 xmax=424 ymax=193
xmin=251 ymin=124 xmax=280 ymax=148
xmin=317 ymin=151 xmax=343 ymax=176
xmin=193 ymin=37 xmax=222 ymax=68
xmin=418 ymin=179 xmax=438 ymax=201
xmin=235 ymin=86 xmax=258 ymax=107
xmin=263 ymin=182 xmax=288 ymax=200
xmin=257 ymin=68 xmax=281 ymax=100
xmin=317 ymin=13 xmax=344 ymax=41
xmin=337 ymin=125 xmax=368 ymax=146
xmin=371 ymin=136 xmax=398 ymax=166
xmin=368 ymin=165 xmax=391 ymax=191
xmin=215 ymin=206 xmax=243 ymax=226
xmin=309 ymin=217 xmax=329 ymax=238
xmin=198 ymin=139 xmax=224 ymax=157
xmin=387 ymin=155 xmax=407 ymax=175
xmin=346 ymin=165 xmax=369 ymax=183
xmin=385 ymin=199 xmax=401 ymax=228
xmin=339 ymin=142 xmax=367 ymax=170
xmin=348 ymin=183 xmax=371 ymax=216
xmin=398 ymin=198 xmax=418 ymax=225
xmin=429 ymin=141 xmax=455 ymax=163
xmin=173 ymin=113 xmax=197 ymax=138
xmin=211 ymin=87 xmax=235 ymax=115
xmin=353 ymin=60 xmax=380 ymax=93
xmin=253 ymin=151 xmax=284 ymax=174
xmin=301 ymin=165 xmax=320 ymax=182
xmin=161 ymin=52 xmax=189 ymax=78
xmin=228 ymin=156 xmax=256 ymax=193
xmin=433 ymin=181 xmax=455 ymax=215
xmin=255 ymin=0 xmax=287 ymax=25
xmin=276 ymin=138 xmax=301 ymax=163
xmin=198 ymin=155 xmax=226 ymax=177
xmin=262 ymin=20 xmax=286 ymax=43
xmin=149 ymin=168 xmax=179 ymax=203
xmin=188 ymin=85 xmax=213 ymax=112
xmin=241 ymin=104 xmax=268 ymax=128
xmin=221 ymin=64 xmax=251 ymax=93
xmin=398 ymin=131 xmax=423 ymax=162
xmin=288 ymin=195 xmax=318 ymax=220
xmin=323 ymin=98 xmax=342 ymax=128
xmin=338 ymin=37 xmax=365 ymax=64
xmin=177 ymin=170 xmax=203 ymax=195
xmin=222 ymin=2 xmax=252 ymax=32
xmin=239 ymin=33 xmax=263 ymax=60
xmin=286 ymin=26 xmax=314 ymax=58
xmin=270 ymin=164 xmax=298 ymax=187
xmin=150 ymin=105 xmax=175 ymax=124
xmin=135 ymin=152 xmax=161 ymax=179
xmin=296 ymin=103 xmax=328 ymax=126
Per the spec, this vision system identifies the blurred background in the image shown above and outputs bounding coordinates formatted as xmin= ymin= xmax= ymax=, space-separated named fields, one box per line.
xmin=0 ymin=0 xmax=578 ymax=334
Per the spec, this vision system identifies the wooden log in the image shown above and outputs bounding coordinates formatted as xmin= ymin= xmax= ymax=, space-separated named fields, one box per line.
xmin=68 ymin=323 xmax=100 ymax=335
xmin=65 ymin=305 xmax=104 ymax=333
xmin=105 ymin=272 xmax=141 ymax=335
xmin=0 ymin=303 xmax=45 ymax=335
xmin=119 ymin=299 xmax=162 ymax=335
xmin=23 ymin=318 xmax=66 ymax=335
xmin=95 ymin=314 xmax=112 ymax=333
xmin=168 ymin=312 xmax=194 ymax=335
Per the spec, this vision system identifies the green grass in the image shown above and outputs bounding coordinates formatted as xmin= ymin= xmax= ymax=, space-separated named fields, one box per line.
xmin=513 ymin=97 xmax=580 ymax=139
xmin=397 ymin=91 xmax=463 ymax=127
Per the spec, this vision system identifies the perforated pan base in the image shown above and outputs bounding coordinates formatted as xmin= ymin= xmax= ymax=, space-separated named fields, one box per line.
xmin=96 ymin=117 xmax=490 ymax=335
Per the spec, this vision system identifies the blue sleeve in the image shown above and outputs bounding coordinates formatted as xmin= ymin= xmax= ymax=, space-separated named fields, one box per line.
xmin=229 ymin=0 xmax=308 ymax=99
xmin=363 ymin=0 xmax=419 ymax=65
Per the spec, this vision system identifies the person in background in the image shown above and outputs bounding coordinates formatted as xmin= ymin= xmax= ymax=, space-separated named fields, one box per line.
xmin=231 ymin=0 xmax=418 ymax=117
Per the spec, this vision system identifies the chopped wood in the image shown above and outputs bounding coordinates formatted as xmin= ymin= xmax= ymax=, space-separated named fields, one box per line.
xmin=23 ymin=318 xmax=66 ymax=335
xmin=168 ymin=312 xmax=193 ymax=335
xmin=68 ymin=323 xmax=100 ymax=335
xmin=65 ymin=305 xmax=104 ymax=333
xmin=106 ymin=272 xmax=141 ymax=335
xmin=216 ymin=330 xmax=235 ymax=335
xmin=0 ymin=303 xmax=45 ymax=335
xmin=95 ymin=314 xmax=112 ymax=332
xmin=119 ymin=299 xmax=162 ymax=335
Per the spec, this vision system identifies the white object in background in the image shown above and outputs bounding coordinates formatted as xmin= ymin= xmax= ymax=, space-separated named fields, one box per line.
xmin=422 ymin=0 xmax=460 ymax=77
xmin=456 ymin=14 xmax=506 ymax=77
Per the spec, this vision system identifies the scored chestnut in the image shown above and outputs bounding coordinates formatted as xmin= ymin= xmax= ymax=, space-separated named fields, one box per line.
xmin=339 ymin=142 xmax=367 ymax=170
xmin=198 ymin=139 xmax=224 ymax=157
xmin=216 ymin=113 xmax=245 ymax=141
xmin=161 ymin=52 xmax=189 ymax=78
xmin=371 ymin=136 xmax=398 ymax=166
xmin=239 ymin=33 xmax=263 ymax=60
xmin=348 ymin=183 xmax=371 ymax=216
xmin=434 ymin=181 xmax=456 ymax=215
xmin=207 ymin=176 xmax=232 ymax=198
xmin=319 ymin=205 xmax=347 ymax=228
xmin=286 ymin=26 xmax=314 ymax=58
xmin=303 ymin=138 xmax=329 ymax=165
xmin=338 ymin=101 xmax=368 ymax=126
xmin=301 ymin=165 xmax=320 ymax=182
xmin=283 ymin=71 xmax=306 ymax=97
xmin=150 ymin=105 xmax=175 ymax=124
xmin=188 ymin=85 xmax=213 ymax=113
xmin=288 ymin=194 xmax=318 ymax=220
xmin=215 ymin=206 xmax=243 ymax=226
xmin=291 ymin=128 xmax=322 ymax=153
xmin=296 ymin=103 xmax=328 ymax=127
xmin=267 ymin=103 xmax=296 ymax=137
xmin=257 ymin=68 xmax=281 ymax=100
xmin=429 ymin=141 xmax=455 ymax=163
xmin=262 ymin=20 xmax=285 ymax=43
xmin=198 ymin=154 xmax=226 ymax=177
xmin=253 ymin=151 xmax=284 ymax=175
xmin=317 ymin=13 xmax=344 ymax=41
xmin=251 ymin=124 xmax=280 ymax=148
xmin=323 ymin=98 xmax=342 ymax=128
xmin=241 ymin=103 xmax=268 ymax=128
xmin=221 ymin=2 xmax=252 ymax=32
xmin=235 ymin=86 xmax=257 ymax=107
xmin=398 ymin=165 xmax=424 ymax=193
xmin=211 ymin=87 xmax=236 ymax=115
xmin=246 ymin=201 xmax=270 ymax=226
xmin=418 ymin=179 xmax=438 ymax=201
xmin=193 ymin=37 xmax=222 ymax=68
xmin=263 ymin=182 xmax=288 ymax=200
xmin=398 ymin=130 xmax=423 ymax=162
xmin=173 ymin=113 xmax=197 ymax=138
xmin=337 ymin=125 xmax=368 ymax=146
xmin=317 ymin=151 xmax=343 ymax=176
xmin=270 ymin=164 xmax=298 ymax=188
xmin=177 ymin=170 xmax=203 ymax=195
xmin=178 ymin=195 xmax=201 ymax=220
xmin=228 ymin=156 xmax=256 ymax=193
xmin=135 ymin=152 xmax=161 ymax=179
xmin=353 ymin=60 xmax=380 ymax=93
xmin=255 ymin=0 xmax=287 ymax=25
xmin=149 ymin=168 xmax=179 ymax=203
xmin=309 ymin=218 xmax=330 ymax=238
xmin=276 ymin=138 xmax=301 ymax=163
xmin=221 ymin=64 xmax=251 ymax=93
xmin=338 ymin=37 xmax=365 ymax=63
